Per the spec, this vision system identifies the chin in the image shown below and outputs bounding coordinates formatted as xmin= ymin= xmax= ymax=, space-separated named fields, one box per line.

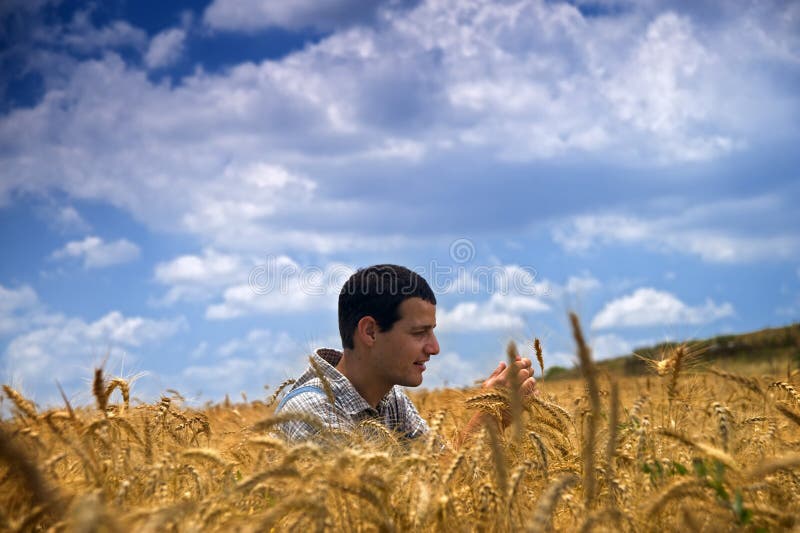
xmin=400 ymin=376 xmax=423 ymax=387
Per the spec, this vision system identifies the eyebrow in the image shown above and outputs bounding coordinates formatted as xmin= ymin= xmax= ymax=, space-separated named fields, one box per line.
xmin=411 ymin=324 xmax=436 ymax=331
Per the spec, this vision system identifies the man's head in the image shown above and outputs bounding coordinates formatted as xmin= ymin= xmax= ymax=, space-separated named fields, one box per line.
xmin=338 ymin=264 xmax=436 ymax=350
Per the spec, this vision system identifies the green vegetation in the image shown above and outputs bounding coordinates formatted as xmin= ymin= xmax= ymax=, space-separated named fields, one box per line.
xmin=547 ymin=322 xmax=800 ymax=380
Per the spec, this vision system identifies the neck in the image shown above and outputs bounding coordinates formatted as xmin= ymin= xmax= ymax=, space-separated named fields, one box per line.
xmin=336 ymin=348 xmax=391 ymax=408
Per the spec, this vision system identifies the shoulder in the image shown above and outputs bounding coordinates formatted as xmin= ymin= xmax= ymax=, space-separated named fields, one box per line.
xmin=277 ymin=384 xmax=328 ymax=411
xmin=275 ymin=383 xmax=346 ymax=442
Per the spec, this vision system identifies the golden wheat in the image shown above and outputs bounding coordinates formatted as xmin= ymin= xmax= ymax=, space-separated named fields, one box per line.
xmin=0 ymin=322 xmax=798 ymax=532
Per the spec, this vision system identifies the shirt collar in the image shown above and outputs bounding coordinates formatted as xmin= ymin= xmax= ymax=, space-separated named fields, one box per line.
xmin=312 ymin=348 xmax=393 ymax=415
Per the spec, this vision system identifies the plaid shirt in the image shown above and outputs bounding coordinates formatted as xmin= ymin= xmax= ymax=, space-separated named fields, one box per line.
xmin=275 ymin=348 xmax=429 ymax=442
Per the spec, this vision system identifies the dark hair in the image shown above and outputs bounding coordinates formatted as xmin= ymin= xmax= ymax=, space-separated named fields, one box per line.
xmin=338 ymin=264 xmax=437 ymax=349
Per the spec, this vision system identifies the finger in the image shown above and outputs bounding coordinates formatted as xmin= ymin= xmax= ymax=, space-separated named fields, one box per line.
xmin=512 ymin=358 xmax=532 ymax=371
xmin=521 ymin=376 xmax=538 ymax=396
xmin=483 ymin=362 xmax=507 ymax=387
xmin=490 ymin=362 xmax=506 ymax=377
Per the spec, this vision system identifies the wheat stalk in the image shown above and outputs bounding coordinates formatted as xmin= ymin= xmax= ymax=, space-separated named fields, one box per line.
xmin=658 ymin=428 xmax=740 ymax=470
xmin=570 ymin=312 xmax=599 ymax=508
xmin=266 ymin=379 xmax=297 ymax=407
xmin=526 ymin=472 xmax=579 ymax=533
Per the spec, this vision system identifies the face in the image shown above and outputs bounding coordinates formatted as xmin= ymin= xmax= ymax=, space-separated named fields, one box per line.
xmin=371 ymin=297 xmax=440 ymax=388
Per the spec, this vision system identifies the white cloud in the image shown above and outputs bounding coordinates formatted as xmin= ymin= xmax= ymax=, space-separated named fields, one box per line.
xmin=0 ymin=284 xmax=67 ymax=338
xmin=37 ymin=205 xmax=91 ymax=233
xmin=591 ymin=287 xmax=734 ymax=329
xmin=590 ymin=333 xmax=632 ymax=359
xmin=217 ymin=329 xmax=300 ymax=358
xmin=145 ymin=28 xmax=186 ymax=69
xmin=2 ymin=0 xmax=798 ymax=255
xmin=0 ymin=285 xmax=39 ymax=336
xmin=421 ymin=350 xmax=484 ymax=389
xmin=153 ymin=248 xmax=248 ymax=305
xmin=438 ymin=292 xmax=549 ymax=333
xmin=42 ymin=10 xmax=147 ymax=53
xmin=3 ymin=310 xmax=185 ymax=404
xmin=52 ymin=236 xmax=140 ymax=268
xmin=0 ymin=284 xmax=38 ymax=315
xmin=205 ymin=258 xmax=353 ymax=319
xmin=439 ymin=264 xmax=553 ymax=299
xmin=552 ymin=196 xmax=800 ymax=263
xmin=57 ymin=206 xmax=88 ymax=230
xmin=83 ymin=311 xmax=187 ymax=346
xmin=190 ymin=341 xmax=209 ymax=360
xmin=155 ymin=248 xmax=243 ymax=285
xmin=544 ymin=350 xmax=578 ymax=371
xmin=600 ymin=13 xmax=735 ymax=161
xmin=434 ymin=267 xmax=602 ymax=333
xmin=179 ymin=329 xmax=311 ymax=398
xmin=563 ymin=273 xmax=601 ymax=297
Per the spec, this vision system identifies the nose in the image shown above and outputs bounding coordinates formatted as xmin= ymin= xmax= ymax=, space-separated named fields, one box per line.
xmin=426 ymin=333 xmax=440 ymax=356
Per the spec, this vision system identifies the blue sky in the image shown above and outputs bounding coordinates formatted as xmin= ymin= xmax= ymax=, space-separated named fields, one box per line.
xmin=1 ymin=0 xmax=799 ymax=408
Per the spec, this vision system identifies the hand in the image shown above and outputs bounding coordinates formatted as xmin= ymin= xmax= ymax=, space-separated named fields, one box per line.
xmin=457 ymin=356 xmax=539 ymax=446
xmin=482 ymin=357 xmax=538 ymax=398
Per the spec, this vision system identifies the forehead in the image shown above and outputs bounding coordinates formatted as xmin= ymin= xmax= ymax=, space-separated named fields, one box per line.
xmin=397 ymin=297 xmax=436 ymax=325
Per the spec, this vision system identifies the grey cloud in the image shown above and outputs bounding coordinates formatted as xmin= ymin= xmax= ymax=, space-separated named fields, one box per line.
xmin=1 ymin=0 xmax=799 ymax=253
xmin=203 ymin=0 xmax=420 ymax=32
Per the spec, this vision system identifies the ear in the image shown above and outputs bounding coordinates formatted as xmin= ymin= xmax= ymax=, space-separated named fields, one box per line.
xmin=355 ymin=316 xmax=378 ymax=348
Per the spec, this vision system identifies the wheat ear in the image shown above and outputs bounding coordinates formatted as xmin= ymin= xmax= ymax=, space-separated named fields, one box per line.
xmin=534 ymin=338 xmax=544 ymax=378
xmin=2 ymin=385 xmax=37 ymax=420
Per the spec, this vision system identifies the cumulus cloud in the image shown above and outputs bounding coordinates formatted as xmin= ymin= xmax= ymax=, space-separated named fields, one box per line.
xmin=205 ymin=257 xmax=353 ymax=319
xmin=552 ymin=195 xmax=800 ymax=263
xmin=421 ymin=350 xmax=484 ymax=388
xmin=51 ymin=236 xmax=140 ymax=268
xmin=565 ymin=274 xmax=601 ymax=295
xmin=153 ymin=248 xmax=248 ymax=305
xmin=438 ymin=292 xmax=549 ymax=333
xmin=3 ymin=310 xmax=185 ymax=404
xmin=155 ymin=248 xmax=244 ymax=285
xmin=438 ymin=264 xmax=551 ymax=298
xmin=2 ymin=0 xmax=798 ymax=256
xmin=0 ymin=284 xmax=40 ymax=336
xmin=0 ymin=284 xmax=69 ymax=339
xmin=217 ymin=329 xmax=300 ymax=358
xmin=590 ymin=333 xmax=633 ymax=359
xmin=591 ymin=287 xmax=734 ymax=329
xmin=145 ymin=28 xmax=186 ymax=69
xmin=434 ymin=267 xmax=602 ymax=333
xmin=179 ymin=329 xmax=312 ymax=398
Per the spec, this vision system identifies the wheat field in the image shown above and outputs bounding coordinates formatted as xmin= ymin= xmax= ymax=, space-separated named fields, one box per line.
xmin=1 ymin=316 xmax=799 ymax=532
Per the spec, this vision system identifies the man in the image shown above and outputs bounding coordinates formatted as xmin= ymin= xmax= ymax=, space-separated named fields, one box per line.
xmin=276 ymin=264 xmax=536 ymax=444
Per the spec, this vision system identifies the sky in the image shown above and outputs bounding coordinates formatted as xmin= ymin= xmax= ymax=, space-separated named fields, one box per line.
xmin=1 ymin=0 xmax=799 ymax=409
